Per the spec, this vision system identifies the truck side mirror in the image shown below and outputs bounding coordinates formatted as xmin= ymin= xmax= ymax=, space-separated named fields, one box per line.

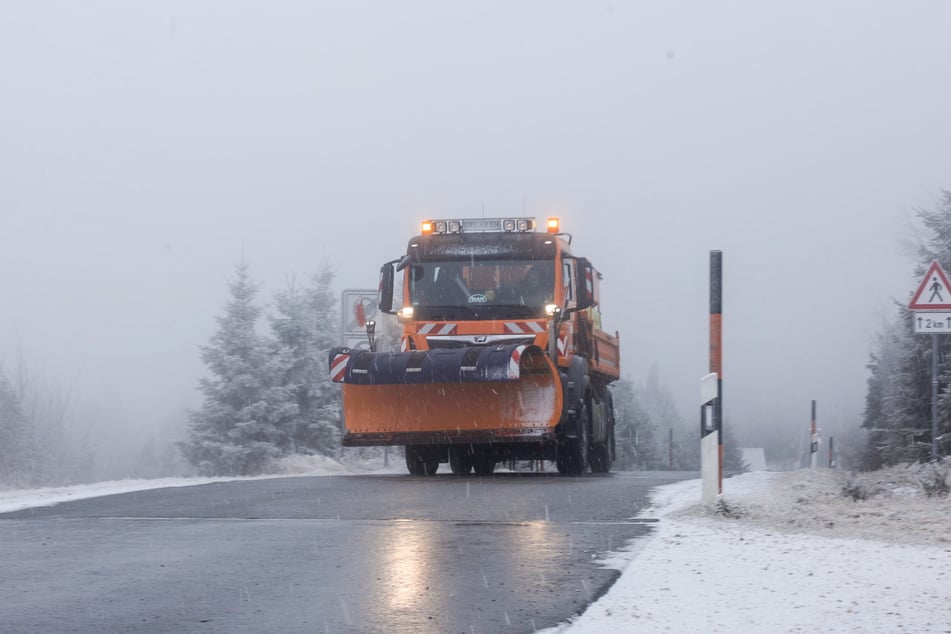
xmin=575 ymin=258 xmax=596 ymax=310
xmin=378 ymin=262 xmax=396 ymax=314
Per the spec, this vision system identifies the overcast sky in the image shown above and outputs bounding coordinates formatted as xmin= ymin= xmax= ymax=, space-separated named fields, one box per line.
xmin=2 ymin=2 xmax=949 ymax=455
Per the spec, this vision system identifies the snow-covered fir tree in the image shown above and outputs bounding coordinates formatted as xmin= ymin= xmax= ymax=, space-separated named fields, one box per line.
xmin=610 ymin=378 xmax=657 ymax=470
xmin=304 ymin=263 xmax=343 ymax=451
xmin=0 ymin=358 xmax=94 ymax=487
xmin=269 ymin=262 xmax=341 ymax=456
xmin=863 ymin=191 xmax=951 ymax=466
xmin=0 ymin=368 xmax=35 ymax=485
xmin=182 ymin=263 xmax=299 ymax=475
xmin=720 ymin=419 xmax=748 ymax=475
xmin=641 ymin=366 xmax=699 ymax=470
xmin=863 ymin=314 xmax=929 ymax=466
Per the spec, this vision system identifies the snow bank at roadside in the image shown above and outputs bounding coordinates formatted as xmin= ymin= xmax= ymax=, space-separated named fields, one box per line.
xmin=555 ymin=463 xmax=951 ymax=633
xmin=0 ymin=453 xmax=402 ymax=514
xmin=700 ymin=462 xmax=951 ymax=547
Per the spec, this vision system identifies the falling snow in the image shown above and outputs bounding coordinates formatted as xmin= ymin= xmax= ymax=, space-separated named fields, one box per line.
xmin=2 ymin=464 xmax=948 ymax=632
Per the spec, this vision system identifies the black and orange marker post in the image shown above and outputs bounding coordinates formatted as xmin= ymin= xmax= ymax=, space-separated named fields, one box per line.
xmin=710 ymin=250 xmax=723 ymax=494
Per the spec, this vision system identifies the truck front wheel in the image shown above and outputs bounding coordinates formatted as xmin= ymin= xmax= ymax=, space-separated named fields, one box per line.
xmin=589 ymin=434 xmax=612 ymax=473
xmin=557 ymin=405 xmax=589 ymax=476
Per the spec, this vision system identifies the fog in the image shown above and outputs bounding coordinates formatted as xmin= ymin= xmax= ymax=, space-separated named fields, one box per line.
xmin=2 ymin=2 xmax=948 ymax=472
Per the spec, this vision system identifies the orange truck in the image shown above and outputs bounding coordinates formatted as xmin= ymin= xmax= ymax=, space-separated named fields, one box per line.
xmin=329 ymin=216 xmax=620 ymax=475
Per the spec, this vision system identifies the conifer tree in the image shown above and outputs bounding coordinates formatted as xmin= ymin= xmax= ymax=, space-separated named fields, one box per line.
xmin=0 ymin=369 xmax=34 ymax=485
xmin=863 ymin=314 xmax=928 ymax=465
xmin=913 ymin=191 xmax=951 ymax=459
xmin=721 ymin=419 xmax=749 ymax=475
xmin=863 ymin=191 xmax=951 ymax=465
xmin=182 ymin=263 xmax=298 ymax=475
xmin=0 ymin=358 xmax=94 ymax=487
xmin=610 ymin=378 xmax=657 ymax=469
xmin=302 ymin=262 xmax=342 ymax=452
xmin=269 ymin=263 xmax=341 ymax=455
xmin=641 ymin=366 xmax=698 ymax=469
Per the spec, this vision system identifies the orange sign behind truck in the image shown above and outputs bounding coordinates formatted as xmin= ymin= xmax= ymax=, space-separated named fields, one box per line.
xmin=329 ymin=216 xmax=620 ymax=475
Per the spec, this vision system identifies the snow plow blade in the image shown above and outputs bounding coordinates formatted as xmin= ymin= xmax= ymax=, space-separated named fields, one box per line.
xmin=329 ymin=344 xmax=563 ymax=445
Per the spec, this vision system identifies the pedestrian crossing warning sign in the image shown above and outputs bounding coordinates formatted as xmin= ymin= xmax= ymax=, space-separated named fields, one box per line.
xmin=909 ymin=260 xmax=951 ymax=310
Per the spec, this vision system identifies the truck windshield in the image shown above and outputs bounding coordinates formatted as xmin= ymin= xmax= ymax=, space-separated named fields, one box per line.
xmin=409 ymin=259 xmax=554 ymax=318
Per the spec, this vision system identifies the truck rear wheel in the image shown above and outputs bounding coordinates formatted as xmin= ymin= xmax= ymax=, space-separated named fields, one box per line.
xmin=449 ymin=445 xmax=474 ymax=475
xmin=405 ymin=445 xmax=439 ymax=475
xmin=590 ymin=390 xmax=615 ymax=474
xmin=472 ymin=446 xmax=496 ymax=476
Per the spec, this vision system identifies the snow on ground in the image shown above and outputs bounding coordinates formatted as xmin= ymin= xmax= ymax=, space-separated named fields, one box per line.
xmin=2 ymin=459 xmax=949 ymax=632
xmin=0 ymin=453 xmax=403 ymax=514
xmin=553 ymin=462 xmax=951 ymax=634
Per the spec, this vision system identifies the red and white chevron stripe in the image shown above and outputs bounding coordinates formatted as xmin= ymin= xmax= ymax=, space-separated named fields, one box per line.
xmin=330 ymin=352 xmax=350 ymax=383
xmin=503 ymin=321 xmax=546 ymax=335
xmin=557 ymin=322 xmax=573 ymax=358
xmin=508 ymin=345 xmax=525 ymax=379
xmin=417 ymin=323 xmax=458 ymax=336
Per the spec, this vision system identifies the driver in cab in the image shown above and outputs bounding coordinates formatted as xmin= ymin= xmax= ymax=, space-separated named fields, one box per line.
xmin=519 ymin=266 xmax=552 ymax=308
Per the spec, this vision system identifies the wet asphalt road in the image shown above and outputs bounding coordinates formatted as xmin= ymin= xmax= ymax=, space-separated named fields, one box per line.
xmin=0 ymin=471 xmax=692 ymax=633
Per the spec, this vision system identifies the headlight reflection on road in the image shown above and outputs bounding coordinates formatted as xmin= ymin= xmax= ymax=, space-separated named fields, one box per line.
xmin=373 ymin=517 xmax=567 ymax=631
xmin=381 ymin=520 xmax=436 ymax=612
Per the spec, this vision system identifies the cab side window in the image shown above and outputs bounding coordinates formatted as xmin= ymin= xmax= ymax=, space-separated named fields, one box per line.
xmin=562 ymin=260 xmax=575 ymax=307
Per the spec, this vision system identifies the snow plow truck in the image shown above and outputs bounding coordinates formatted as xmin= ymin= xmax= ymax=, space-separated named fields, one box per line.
xmin=329 ymin=216 xmax=620 ymax=476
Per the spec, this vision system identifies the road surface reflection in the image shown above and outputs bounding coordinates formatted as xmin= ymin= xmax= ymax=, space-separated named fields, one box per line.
xmin=369 ymin=517 xmax=567 ymax=632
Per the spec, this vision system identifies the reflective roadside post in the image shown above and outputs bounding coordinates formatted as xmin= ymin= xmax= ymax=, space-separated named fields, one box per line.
xmin=710 ymin=250 xmax=723 ymax=493
xmin=701 ymin=249 xmax=723 ymax=506
xmin=701 ymin=372 xmax=719 ymax=507
xmin=810 ymin=400 xmax=818 ymax=469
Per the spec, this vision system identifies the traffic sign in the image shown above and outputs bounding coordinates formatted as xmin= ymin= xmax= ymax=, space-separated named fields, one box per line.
xmin=914 ymin=312 xmax=951 ymax=333
xmin=343 ymin=335 xmax=373 ymax=351
xmin=909 ymin=261 xmax=951 ymax=310
xmin=341 ymin=289 xmax=379 ymax=336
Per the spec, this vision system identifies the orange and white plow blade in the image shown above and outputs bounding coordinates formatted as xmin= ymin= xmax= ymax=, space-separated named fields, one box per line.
xmin=342 ymin=355 xmax=562 ymax=439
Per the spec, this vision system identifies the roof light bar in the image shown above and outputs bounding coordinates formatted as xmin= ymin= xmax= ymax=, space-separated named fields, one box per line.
xmin=420 ymin=217 xmax=539 ymax=235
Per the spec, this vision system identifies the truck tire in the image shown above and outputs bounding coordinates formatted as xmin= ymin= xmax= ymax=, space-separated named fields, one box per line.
xmin=405 ymin=445 xmax=439 ymax=476
xmin=557 ymin=405 xmax=589 ymax=476
xmin=472 ymin=446 xmax=496 ymax=476
xmin=589 ymin=437 xmax=612 ymax=473
xmin=449 ymin=445 xmax=474 ymax=475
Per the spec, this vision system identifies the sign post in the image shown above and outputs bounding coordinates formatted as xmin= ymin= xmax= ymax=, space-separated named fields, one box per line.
xmin=908 ymin=260 xmax=951 ymax=459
